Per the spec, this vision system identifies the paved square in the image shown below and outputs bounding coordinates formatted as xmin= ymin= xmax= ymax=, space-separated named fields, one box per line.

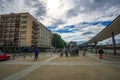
xmin=20 ymin=65 xmax=120 ymax=80
xmin=15 ymin=54 xmax=52 ymax=62
xmin=51 ymin=56 xmax=100 ymax=62
xmin=0 ymin=53 xmax=120 ymax=80
xmin=0 ymin=64 xmax=29 ymax=80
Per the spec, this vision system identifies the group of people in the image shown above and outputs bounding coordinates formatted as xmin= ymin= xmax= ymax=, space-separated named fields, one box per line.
xmin=60 ymin=48 xmax=79 ymax=57
xmin=33 ymin=47 xmax=104 ymax=61
xmin=60 ymin=48 xmax=104 ymax=59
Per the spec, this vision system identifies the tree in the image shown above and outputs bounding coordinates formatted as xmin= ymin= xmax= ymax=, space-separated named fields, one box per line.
xmin=52 ymin=33 xmax=67 ymax=49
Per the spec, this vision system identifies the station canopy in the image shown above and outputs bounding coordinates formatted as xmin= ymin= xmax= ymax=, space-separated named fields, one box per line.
xmin=86 ymin=15 xmax=120 ymax=44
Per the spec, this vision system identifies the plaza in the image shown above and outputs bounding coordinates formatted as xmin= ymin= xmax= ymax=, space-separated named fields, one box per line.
xmin=0 ymin=52 xmax=120 ymax=80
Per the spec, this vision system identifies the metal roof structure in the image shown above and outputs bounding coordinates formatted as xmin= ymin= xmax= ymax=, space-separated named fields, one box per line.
xmin=86 ymin=15 xmax=120 ymax=44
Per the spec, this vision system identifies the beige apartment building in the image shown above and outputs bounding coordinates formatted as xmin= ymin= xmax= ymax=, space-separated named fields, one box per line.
xmin=0 ymin=12 xmax=52 ymax=52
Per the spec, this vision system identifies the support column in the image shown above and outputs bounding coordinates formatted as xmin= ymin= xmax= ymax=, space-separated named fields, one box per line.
xmin=94 ymin=42 xmax=98 ymax=54
xmin=112 ymin=32 xmax=116 ymax=55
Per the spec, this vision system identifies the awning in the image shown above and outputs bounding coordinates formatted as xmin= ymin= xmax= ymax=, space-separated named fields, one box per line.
xmin=86 ymin=15 xmax=120 ymax=44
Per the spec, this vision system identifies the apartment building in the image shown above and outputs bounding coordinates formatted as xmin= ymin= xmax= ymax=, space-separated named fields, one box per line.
xmin=39 ymin=24 xmax=53 ymax=48
xmin=0 ymin=12 xmax=52 ymax=52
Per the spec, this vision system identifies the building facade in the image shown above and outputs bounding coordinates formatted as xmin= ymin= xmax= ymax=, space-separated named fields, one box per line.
xmin=0 ymin=12 xmax=52 ymax=52
xmin=39 ymin=24 xmax=52 ymax=49
xmin=68 ymin=41 xmax=78 ymax=48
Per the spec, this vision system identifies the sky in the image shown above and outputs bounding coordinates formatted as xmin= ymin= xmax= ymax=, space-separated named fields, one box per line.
xmin=0 ymin=0 xmax=120 ymax=44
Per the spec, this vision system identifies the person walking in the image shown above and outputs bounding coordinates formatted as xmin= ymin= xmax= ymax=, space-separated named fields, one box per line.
xmin=65 ymin=48 xmax=68 ymax=57
xmin=60 ymin=49 xmax=64 ymax=57
xmin=34 ymin=47 xmax=39 ymax=61
xmin=98 ymin=48 xmax=104 ymax=59
xmin=83 ymin=47 xmax=87 ymax=56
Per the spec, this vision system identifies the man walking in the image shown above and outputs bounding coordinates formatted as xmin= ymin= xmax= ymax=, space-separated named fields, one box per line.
xmin=34 ymin=47 xmax=39 ymax=61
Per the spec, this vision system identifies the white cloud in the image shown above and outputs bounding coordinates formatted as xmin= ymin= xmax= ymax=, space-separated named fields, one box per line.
xmin=58 ymin=22 xmax=106 ymax=43
xmin=0 ymin=0 xmax=120 ymax=43
xmin=40 ymin=0 xmax=75 ymax=27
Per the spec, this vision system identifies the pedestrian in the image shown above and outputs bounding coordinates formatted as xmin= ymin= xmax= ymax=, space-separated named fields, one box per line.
xmin=65 ymin=48 xmax=68 ymax=57
xmin=83 ymin=47 xmax=87 ymax=56
xmin=60 ymin=49 xmax=63 ymax=57
xmin=34 ymin=47 xmax=39 ymax=61
xmin=75 ymin=48 xmax=79 ymax=56
xmin=69 ymin=47 xmax=72 ymax=57
xmin=98 ymin=48 xmax=104 ymax=59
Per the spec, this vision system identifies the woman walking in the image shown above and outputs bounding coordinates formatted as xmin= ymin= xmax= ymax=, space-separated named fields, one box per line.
xmin=98 ymin=48 xmax=104 ymax=59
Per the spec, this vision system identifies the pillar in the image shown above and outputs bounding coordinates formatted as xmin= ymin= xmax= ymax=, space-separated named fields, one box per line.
xmin=112 ymin=32 xmax=116 ymax=55
xmin=94 ymin=42 xmax=98 ymax=54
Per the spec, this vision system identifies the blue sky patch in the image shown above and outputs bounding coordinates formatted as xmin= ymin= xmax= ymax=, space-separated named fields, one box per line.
xmin=80 ymin=21 xmax=112 ymax=26
xmin=49 ymin=21 xmax=112 ymax=33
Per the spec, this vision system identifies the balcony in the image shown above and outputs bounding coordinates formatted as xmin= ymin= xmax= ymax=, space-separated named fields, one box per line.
xmin=4 ymin=38 xmax=9 ymax=40
xmin=10 ymin=27 xmax=15 ymax=29
xmin=15 ymin=28 xmax=20 ymax=31
xmin=14 ymin=43 xmax=19 ymax=46
xmin=15 ymin=23 xmax=20 ymax=25
xmin=0 ymin=30 xmax=4 ymax=33
xmin=0 ymin=43 xmax=3 ymax=46
xmin=5 ymin=28 xmax=10 ymax=30
xmin=9 ymin=31 xmax=14 ymax=33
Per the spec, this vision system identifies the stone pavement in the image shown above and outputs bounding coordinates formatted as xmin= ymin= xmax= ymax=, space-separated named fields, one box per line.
xmin=2 ymin=56 xmax=58 ymax=80
xmin=0 ymin=52 xmax=120 ymax=80
xmin=89 ymin=54 xmax=120 ymax=69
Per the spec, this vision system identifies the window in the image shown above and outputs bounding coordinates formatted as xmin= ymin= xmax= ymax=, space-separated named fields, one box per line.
xmin=11 ymin=16 xmax=15 ymax=18
xmin=16 ymin=18 xmax=20 ymax=21
xmin=21 ymin=37 xmax=26 ymax=39
xmin=21 ymin=21 xmax=27 ymax=24
xmin=6 ymin=25 xmax=10 ymax=28
xmin=11 ymin=18 xmax=16 ymax=22
xmin=1 ymin=18 xmax=5 ymax=23
xmin=20 ymin=36 xmax=26 ymax=39
xmin=6 ymin=18 xmax=10 ymax=23
xmin=21 ymin=26 xmax=26 ymax=29
xmin=15 ymin=31 xmax=19 ymax=34
xmin=20 ymin=31 xmax=26 ymax=34
xmin=11 ymin=22 xmax=15 ymax=26
xmin=21 ymin=16 xmax=28 ymax=19
xmin=21 ymin=42 xmax=26 ymax=45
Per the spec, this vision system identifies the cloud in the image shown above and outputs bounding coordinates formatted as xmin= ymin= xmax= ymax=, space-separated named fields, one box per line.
xmin=52 ymin=19 xmax=66 ymax=26
xmin=55 ymin=25 xmax=77 ymax=33
xmin=0 ymin=0 xmax=46 ymax=17
xmin=24 ymin=0 xmax=46 ymax=18
xmin=0 ymin=0 xmax=120 ymax=44
xmin=0 ymin=0 xmax=17 ymax=13
xmin=57 ymin=21 xmax=106 ymax=43
xmin=55 ymin=21 xmax=109 ymax=34
xmin=82 ymin=32 xmax=94 ymax=35
xmin=66 ymin=0 xmax=120 ymax=18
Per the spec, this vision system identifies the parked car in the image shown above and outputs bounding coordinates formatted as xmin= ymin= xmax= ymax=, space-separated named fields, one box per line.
xmin=0 ymin=50 xmax=11 ymax=61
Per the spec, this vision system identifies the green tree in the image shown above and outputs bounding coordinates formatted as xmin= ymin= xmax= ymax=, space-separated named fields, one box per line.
xmin=52 ymin=33 xmax=67 ymax=49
